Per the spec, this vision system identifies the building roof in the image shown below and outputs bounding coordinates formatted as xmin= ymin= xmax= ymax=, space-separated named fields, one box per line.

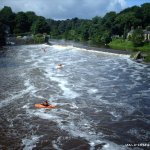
xmin=128 ymin=30 xmax=134 ymax=34
xmin=128 ymin=29 xmax=150 ymax=35
xmin=143 ymin=30 xmax=150 ymax=34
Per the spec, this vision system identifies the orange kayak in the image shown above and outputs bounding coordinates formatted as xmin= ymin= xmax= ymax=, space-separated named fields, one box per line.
xmin=35 ymin=104 xmax=56 ymax=109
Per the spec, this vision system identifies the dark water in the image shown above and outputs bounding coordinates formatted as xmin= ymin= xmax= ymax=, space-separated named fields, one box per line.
xmin=0 ymin=44 xmax=150 ymax=150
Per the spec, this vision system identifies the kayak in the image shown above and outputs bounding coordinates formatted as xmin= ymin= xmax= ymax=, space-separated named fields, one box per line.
xmin=35 ymin=104 xmax=56 ymax=109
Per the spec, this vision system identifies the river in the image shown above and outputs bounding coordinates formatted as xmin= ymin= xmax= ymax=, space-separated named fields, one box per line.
xmin=0 ymin=44 xmax=150 ymax=150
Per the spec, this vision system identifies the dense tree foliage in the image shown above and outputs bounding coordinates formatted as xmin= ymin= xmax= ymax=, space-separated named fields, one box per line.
xmin=141 ymin=3 xmax=150 ymax=27
xmin=14 ymin=12 xmax=29 ymax=34
xmin=25 ymin=11 xmax=37 ymax=28
xmin=0 ymin=3 xmax=150 ymax=46
xmin=31 ymin=16 xmax=50 ymax=34
xmin=0 ymin=21 xmax=5 ymax=46
xmin=131 ymin=28 xmax=144 ymax=47
xmin=47 ymin=3 xmax=149 ymax=44
xmin=0 ymin=6 xmax=15 ymax=33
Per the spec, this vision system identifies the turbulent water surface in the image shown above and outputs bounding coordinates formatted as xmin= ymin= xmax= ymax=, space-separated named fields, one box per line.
xmin=0 ymin=44 xmax=150 ymax=150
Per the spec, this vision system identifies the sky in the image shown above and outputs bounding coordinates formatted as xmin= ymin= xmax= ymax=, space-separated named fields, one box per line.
xmin=0 ymin=0 xmax=149 ymax=20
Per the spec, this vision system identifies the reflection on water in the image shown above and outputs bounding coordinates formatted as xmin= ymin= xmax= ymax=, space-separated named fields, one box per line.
xmin=0 ymin=44 xmax=150 ymax=150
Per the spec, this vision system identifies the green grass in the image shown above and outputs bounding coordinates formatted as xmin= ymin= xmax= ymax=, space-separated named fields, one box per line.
xmin=108 ymin=39 xmax=134 ymax=51
xmin=33 ymin=36 xmax=45 ymax=44
xmin=136 ymin=43 xmax=150 ymax=52
xmin=144 ymin=54 xmax=150 ymax=62
xmin=109 ymin=39 xmax=150 ymax=62
xmin=109 ymin=39 xmax=150 ymax=52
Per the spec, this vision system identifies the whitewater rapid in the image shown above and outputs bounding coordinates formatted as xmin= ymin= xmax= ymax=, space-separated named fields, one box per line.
xmin=0 ymin=44 xmax=150 ymax=150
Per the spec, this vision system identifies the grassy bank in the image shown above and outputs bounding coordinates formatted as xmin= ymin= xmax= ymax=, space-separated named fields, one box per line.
xmin=109 ymin=39 xmax=133 ymax=51
xmin=109 ymin=39 xmax=150 ymax=52
xmin=109 ymin=39 xmax=150 ymax=62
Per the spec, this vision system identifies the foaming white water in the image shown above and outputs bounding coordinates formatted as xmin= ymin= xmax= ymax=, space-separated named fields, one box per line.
xmin=52 ymin=138 xmax=62 ymax=150
xmin=43 ymin=67 xmax=79 ymax=99
xmin=0 ymin=80 xmax=35 ymax=109
xmin=126 ymin=58 xmax=147 ymax=69
xmin=109 ymin=111 xmax=122 ymax=120
xmin=24 ymin=79 xmax=37 ymax=98
xmin=71 ymin=46 xmax=130 ymax=57
xmin=26 ymin=102 xmax=127 ymax=150
xmin=28 ymin=109 xmax=61 ymax=120
xmin=87 ymin=88 xmax=99 ymax=94
xmin=101 ymin=142 xmax=129 ymax=150
xmin=55 ymin=116 xmax=128 ymax=150
xmin=1 ymin=44 xmax=149 ymax=150
xmin=50 ymin=76 xmax=79 ymax=99
xmin=70 ymin=102 xmax=79 ymax=109
xmin=22 ymin=103 xmax=30 ymax=109
xmin=50 ymin=44 xmax=130 ymax=58
xmin=51 ymin=45 xmax=74 ymax=51
xmin=26 ymin=105 xmax=130 ymax=150
xmin=22 ymin=135 xmax=42 ymax=150
xmin=57 ymin=118 xmax=101 ymax=149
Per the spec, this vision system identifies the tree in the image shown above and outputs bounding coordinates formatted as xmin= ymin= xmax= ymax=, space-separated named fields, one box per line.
xmin=0 ymin=6 xmax=15 ymax=33
xmin=14 ymin=12 xmax=29 ymax=34
xmin=31 ymin=16 xmax=50 ymax=34
xmin=102 ymin=12 xmax=117 ymax=34
xmin=115 ymin=12 xmax=141 ymax=36
xmin=79 ymin=21 xmax=90 ymax=41
xmin=101 ymin=31 xmax=112 ymax=44
xmin=58 ymin=21 xmax=66 ymax=34
xmin=131 ymin=28 xmax=144 ymax=47
xmin=141 ymin=3 xmax=150 ymax=27
xmin=0 ymin=22 xmax=5 ymax=46
xmin=25 ymin=11 xmax=38 ymax=28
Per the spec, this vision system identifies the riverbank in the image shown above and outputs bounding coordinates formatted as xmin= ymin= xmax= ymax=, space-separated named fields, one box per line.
xmin=109 ymin=39 xmax=150 ymax=62
xmin=109 ymin=39 xmax=150 ymax=52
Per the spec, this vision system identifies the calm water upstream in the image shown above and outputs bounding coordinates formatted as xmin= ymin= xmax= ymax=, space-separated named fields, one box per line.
xmin=0 ymin=44 xmax=150 ymax=150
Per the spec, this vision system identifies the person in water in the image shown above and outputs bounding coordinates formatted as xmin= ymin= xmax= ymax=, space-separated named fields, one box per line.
xmin=56 ymin=64 xmax=63 ymax=69
xmin=42 ymin=100 xmax=49 ymax=106
xmin=58 ymin=64 xmax=62 ymax=67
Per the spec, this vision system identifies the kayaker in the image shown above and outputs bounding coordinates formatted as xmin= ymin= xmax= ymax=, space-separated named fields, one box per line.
xmin=56 ymin=64 xmax=63 ymax=69
xmin=41 ymin=100 xmax=49 ymax=106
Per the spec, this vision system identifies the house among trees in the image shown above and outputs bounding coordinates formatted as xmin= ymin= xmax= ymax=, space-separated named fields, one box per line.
xmin=127 ymin=27 xmax=150 ymax=41
xmin=143 ymin=30 xmax=150 ymax=41
xmin=127 ymin=29 xmax=134 ymax=39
